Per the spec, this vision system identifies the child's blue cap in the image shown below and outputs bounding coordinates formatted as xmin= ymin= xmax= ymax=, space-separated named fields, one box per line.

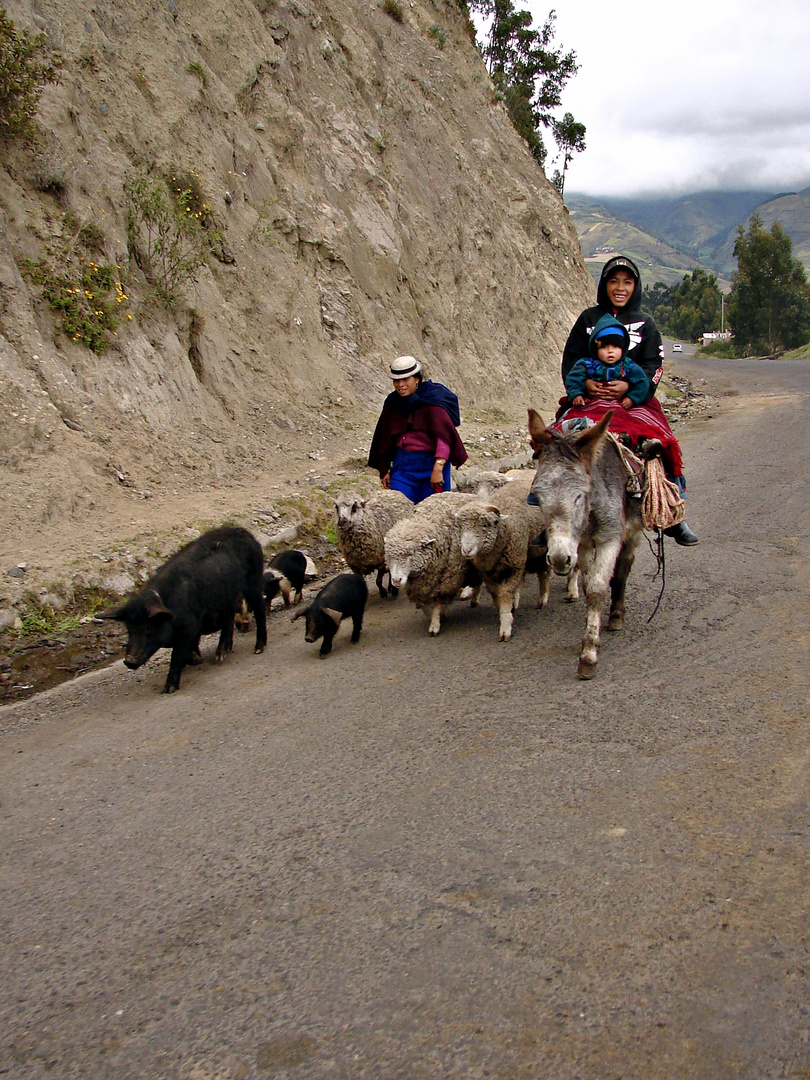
xmin=594 ymin=329 xmax=626 ymax=347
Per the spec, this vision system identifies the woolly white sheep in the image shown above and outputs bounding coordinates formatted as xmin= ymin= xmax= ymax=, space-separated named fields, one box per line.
xmin=383 ymin=491 xmax=479 ymax=636
xmin=454 ymin=467 xmax=515 ymax=495
xmin=334 ymin=488 xmax=414 ymax=598
xmin=453 ymin=471 xmax=544 ymax=640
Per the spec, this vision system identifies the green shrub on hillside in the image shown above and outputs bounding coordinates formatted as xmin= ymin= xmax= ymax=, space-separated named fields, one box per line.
xmin=19 ymin=208 xmax=127 ymax=352
xmin=124 ymin=168 xmax=221 ymax=308
xmin=428 ymin=24 xmax=447 ymax=49
xmin=21 ymin=254 xmax=126 ymax=353
xmin=382 ymin=0 xmax=404 ymax=23
xmin=0 ymin=8 xmax=60 ymax=141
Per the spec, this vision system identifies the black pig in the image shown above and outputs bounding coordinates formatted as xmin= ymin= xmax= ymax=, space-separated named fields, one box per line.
xmin=102 ymin=526 xmax=267 ymax=692
xmin=263 ymin=549 xmax=317 ymax=608
xmin=292 ymin=572 xmax=368 ymax=656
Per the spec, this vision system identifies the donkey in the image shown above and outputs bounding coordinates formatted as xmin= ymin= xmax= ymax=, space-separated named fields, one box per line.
xmin=527 ymin=408 xmax=643 ymax=679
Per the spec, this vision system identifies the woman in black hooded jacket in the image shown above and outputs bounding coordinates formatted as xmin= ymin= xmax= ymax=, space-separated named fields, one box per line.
xmin=560 ymin=255 xmax=698 ymax=546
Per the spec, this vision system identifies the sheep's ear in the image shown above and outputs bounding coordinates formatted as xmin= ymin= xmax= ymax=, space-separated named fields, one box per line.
xmin=322 ymin=607 xmax=343 ymax=626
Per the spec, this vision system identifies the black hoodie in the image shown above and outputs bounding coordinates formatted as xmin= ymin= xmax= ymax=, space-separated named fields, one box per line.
xmin=561 ymin=255 xmax=664 ymax=402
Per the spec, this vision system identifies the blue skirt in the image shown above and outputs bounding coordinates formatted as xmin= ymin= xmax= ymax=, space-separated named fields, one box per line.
xmin=390 ymin=449 xmax=450 ymax=504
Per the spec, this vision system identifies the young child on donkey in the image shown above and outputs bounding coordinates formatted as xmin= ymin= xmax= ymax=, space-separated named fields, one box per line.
xmin=564 ymin=314 xmax=650 ymax=412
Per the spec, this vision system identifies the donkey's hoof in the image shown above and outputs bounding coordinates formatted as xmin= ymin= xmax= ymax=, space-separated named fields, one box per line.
xmin=607 ymin=611 xmax=624 ymax=631
xmin=577 ymin=658 xmax=597 ymax=680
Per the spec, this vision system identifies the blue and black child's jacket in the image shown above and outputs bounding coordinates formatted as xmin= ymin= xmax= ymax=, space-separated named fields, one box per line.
xmin=564 ymin=314 xmax=651 ymax=407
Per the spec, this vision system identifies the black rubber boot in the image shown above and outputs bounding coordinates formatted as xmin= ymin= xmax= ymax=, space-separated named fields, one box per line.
xmin=663 ymin=521 xmax=699 ymax=546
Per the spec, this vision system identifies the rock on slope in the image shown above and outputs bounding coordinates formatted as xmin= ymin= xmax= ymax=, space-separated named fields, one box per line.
xmin=0 ymin=0 xmax=591 ymax=598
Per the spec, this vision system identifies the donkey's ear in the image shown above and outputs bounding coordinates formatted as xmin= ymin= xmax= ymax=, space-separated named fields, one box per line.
xmin=575 ymin=409 xmax=614 ymax=465
xmin=527 ymin=408 xmax=553 ymax=454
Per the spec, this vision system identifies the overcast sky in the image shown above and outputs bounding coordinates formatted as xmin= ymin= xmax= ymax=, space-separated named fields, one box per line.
xmin=520 ymin=0 xmax=810 ymax=198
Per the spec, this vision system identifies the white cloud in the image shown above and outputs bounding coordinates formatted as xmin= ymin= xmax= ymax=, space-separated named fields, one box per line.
xmin=527 ymin=0 xmax=810 ymax=196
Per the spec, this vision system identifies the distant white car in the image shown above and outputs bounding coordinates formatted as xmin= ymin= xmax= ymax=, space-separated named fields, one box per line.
xmin=672 ymin=343 xmax=683 ymax=353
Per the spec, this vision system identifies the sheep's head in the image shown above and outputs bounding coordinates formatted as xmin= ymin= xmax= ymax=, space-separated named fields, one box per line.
xmin=385 ymin=535 xmax=437 ymax=588
xmin=334 ymin=491 xmax=366 ymax=532
xmin=455 ymin=504 xmax=504 ymax=559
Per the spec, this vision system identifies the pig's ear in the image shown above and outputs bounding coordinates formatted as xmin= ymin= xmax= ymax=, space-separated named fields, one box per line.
xmin=144 ymin=590 xmax=172 ymax=620
xmin=292 ymin=606 xmax=310 ymax=622
xmin=321 ymin=607 xmax=343 ymax=626
xmin=99 ymin=604 xmax=128 ymax=621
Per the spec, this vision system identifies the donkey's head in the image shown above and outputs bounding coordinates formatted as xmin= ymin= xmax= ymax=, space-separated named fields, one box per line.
xmin=527 ymin=409 xmax=613 ymax=576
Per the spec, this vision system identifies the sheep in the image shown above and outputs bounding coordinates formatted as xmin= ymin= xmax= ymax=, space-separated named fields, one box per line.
xmin=453 ymin=467 xmax=515 ymax=494
xmin=452 ymin=471 xmax=544 ymax=640
xmin=334 ymin=488 xmax=414 ymax=598
xmin=384 ymin=491 xmax=480 ymax=636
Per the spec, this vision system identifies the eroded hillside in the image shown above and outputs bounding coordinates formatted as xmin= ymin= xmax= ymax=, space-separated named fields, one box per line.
xmin=0 ymin=0 xmax=590 ymax=612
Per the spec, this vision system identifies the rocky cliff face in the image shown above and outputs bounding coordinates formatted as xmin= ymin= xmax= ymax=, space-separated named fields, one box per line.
xmin=0 ymin=0 xmax=591 ymax=584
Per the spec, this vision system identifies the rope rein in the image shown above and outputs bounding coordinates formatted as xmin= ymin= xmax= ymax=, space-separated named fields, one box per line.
xmin=645 ymin=528 xmax=666 ymax=623
xmin=605 ymin=433 xmax=682 ymax=622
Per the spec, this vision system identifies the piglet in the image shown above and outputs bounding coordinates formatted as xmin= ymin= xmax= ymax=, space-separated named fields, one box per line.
xmin=292 ymin=572 xmax=368 ymax=656
xmin=263 ymin=549 xmax=317 ymax=608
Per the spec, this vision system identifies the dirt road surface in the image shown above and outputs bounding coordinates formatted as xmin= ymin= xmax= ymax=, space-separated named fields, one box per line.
xmin=1 ymin=357 xmax=808 ymax=1080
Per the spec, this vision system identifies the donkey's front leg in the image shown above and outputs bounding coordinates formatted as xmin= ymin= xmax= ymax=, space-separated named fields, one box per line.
xmin=578 ymin=539 xmax=621 ymax=679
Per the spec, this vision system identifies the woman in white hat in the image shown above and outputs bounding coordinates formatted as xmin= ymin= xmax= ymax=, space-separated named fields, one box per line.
xmin=367 ymin=356 xmax=467 ymax=503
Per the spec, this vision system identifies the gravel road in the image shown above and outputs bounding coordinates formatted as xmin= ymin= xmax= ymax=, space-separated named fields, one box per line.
xmin=1 ymin=356 xmax=808 ymax=1079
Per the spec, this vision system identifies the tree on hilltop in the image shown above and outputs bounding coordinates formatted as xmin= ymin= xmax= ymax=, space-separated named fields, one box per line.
xmin=728 ymin=216 xmax=810 ymax=356
xmin=551 ymin=112 xmax=586 ymax=196
xmin=468 ymin=1 xmax=584 ymax=177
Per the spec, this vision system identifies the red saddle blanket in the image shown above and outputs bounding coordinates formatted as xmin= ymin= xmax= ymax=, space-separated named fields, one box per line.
xmin=552 ymin=397 xmax=684 ymax=479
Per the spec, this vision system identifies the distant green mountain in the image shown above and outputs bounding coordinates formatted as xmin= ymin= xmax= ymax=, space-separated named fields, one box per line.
xmin=565 ymin=188 xmax=810 ymax=288
xmin=592 ymin=191 xmax=776 ymax=273
xmin=567 ymin=194 xmax=704 ymax=289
